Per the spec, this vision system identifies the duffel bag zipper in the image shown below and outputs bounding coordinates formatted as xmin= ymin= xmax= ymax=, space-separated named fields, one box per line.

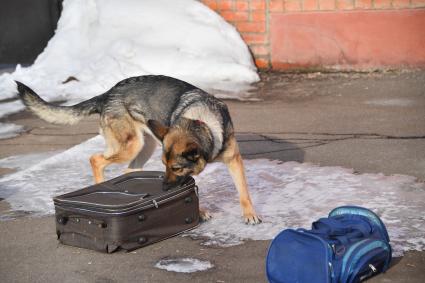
xmin=349 ymin=250 xmax=389 ymax=282
xmin=343 ymin=240 xmax=391 ymax=283
xmin=340 ymin=238 xmax=372 ymax=279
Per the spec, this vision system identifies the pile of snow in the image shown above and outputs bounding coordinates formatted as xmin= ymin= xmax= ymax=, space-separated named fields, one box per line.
xmin=0 ymin=135 xmax=424 ymax=257
xmin=0 ymin=0 xmax=258 ymax=107
xmin=155 ymin=258 xmax=213 ymax=273
xmin=0 ymin=0 xmax=258 ymax=138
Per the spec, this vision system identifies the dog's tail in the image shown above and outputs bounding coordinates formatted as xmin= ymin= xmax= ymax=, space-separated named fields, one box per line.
xmin=15 ymin=81 xmax=102 ymax=125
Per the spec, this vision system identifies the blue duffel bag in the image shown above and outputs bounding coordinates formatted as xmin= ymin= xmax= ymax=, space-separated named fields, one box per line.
xmin=266 ymin=206 xmax=392 ymax=283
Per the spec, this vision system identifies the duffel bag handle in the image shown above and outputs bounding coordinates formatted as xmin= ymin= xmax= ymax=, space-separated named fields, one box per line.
xmin=312 ymin=218 xmax=372 ymax=238
xmin=312 ymin=218 xmax=351 ymax=235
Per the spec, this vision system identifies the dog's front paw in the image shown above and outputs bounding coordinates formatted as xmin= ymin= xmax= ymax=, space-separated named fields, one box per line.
xmin=244 ymin=213 xmax=262 ymax=225
xmin=199 ymin=209 xmax=212 ymax=222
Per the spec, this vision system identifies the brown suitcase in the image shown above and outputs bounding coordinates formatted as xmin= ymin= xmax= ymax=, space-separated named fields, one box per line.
xmin=53 ymin=171 xmax=199 ymax=253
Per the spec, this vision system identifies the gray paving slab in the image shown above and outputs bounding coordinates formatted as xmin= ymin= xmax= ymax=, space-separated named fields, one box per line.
xmin=0 ymin=70 xmax=424 ymax=282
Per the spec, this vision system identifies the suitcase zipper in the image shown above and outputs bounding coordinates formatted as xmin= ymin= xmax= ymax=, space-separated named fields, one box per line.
xmin=152 ymin=200 xmax=159 ymax=208
xmin=53 ymin=182 xmax=198 ymax=210
xmin=56 ymin=187 xmax=197 ymax=215
xmin=54 ymin=180 xmax=195 ymax=210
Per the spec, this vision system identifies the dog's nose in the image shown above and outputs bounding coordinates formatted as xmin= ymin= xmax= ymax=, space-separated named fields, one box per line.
xmin=162 ymin=177 xmax=182 ymax=191
xmin=162 ymin=180 xmax=175 ymax=191
xmin=162 ymin=175 xmax=187 ymax=191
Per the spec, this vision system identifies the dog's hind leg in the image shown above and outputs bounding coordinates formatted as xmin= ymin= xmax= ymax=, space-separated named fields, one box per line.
xmin=90 ymin=118 xmax=142 ymax=183
xmin=126 ymin=132 xmax=158 ymax=173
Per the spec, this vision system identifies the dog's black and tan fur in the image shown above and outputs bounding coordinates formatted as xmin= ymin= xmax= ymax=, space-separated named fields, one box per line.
xmin=15 ymin=75 xmax=261 ymax=224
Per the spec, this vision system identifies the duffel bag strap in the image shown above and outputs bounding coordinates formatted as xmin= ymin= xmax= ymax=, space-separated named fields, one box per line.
xmin=312 ymin=218 xmax=351 ymax=235
xmin=331 ymin=230 xmax=364 ymax=246
xmin=330 ymin=222 xmax=374 ymax=249
xmin=348 ymin=222 xmax=373 ymax=237
xmin=329 ymin=223 xmax=373 ymax=249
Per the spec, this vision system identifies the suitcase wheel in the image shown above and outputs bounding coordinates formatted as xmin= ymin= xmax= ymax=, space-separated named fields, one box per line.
xmin=138 ymin=237 xmax=148 ymax=244
xmin=98 ymin=222 xmax=107 ymax=228
xmin=57 ymin=216 xmax=68 ymax=225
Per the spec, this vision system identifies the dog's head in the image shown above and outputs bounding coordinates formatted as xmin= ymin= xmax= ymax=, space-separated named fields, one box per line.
xmin=147 ymin=119 xmax=208 ymax=189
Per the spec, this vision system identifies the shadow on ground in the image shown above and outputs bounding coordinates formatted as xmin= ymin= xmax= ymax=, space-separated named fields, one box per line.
xmin=237 ymin=133 xmax=305 ymax=162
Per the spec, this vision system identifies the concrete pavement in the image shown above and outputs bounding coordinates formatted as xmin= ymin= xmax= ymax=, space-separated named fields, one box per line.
xmin=0 ymin=70 xmax=424 ymax=282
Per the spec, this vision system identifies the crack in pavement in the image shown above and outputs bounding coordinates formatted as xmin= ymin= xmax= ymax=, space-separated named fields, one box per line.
xmin=238 ymin=132 xmax=425 ymax=156
xmin=239 ymin=131 xmax=425 ymax=140
xmin=243 ymin=143 xmax=327 ymax=156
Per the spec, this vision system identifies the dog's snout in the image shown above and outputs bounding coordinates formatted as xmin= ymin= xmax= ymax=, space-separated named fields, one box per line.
xmin=162 ymin=181 xmax=175 ymax=191
xmin=162 ymin=173 xmax=187 ymax=190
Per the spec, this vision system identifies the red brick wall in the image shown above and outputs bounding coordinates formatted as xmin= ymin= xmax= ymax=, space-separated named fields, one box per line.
xmin=202 ymin=0 xmax=270 ymax=68
xmin=200 ymin=0 xmax=425 ymax=70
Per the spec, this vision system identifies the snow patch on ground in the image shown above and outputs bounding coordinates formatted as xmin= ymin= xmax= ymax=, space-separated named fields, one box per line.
xmin=0 ymin=136 xmax=424 ymax=257
xmin=0 ymin=100 xmax=26 ymax=138
xmin=365 ymin=99 xmax=414 ymax=107
xmin=0 ymin=0 xmax=258 ymax=107
xmin=155 ymin=258 xmax=213 ymax=273
xmin=0 ymin=123 xmax=25 ymax=140
xmin=0 ymin=151 xmax=62 ymax=171
xmin=0 ymin=101 xmax=25 ymax=119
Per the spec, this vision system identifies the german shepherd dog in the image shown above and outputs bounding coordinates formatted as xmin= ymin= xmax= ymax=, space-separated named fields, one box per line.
xmin=15 ymin=75 xmax=261 ymax=224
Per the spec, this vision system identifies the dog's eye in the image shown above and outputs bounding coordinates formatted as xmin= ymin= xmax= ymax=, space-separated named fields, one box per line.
xmin=184 ymin=150 xmax=200 ymax=162
xmin=171 ymin=166 xmax=183 ymax=172
xmin=186 ymin=154 xmax=199 ymax=162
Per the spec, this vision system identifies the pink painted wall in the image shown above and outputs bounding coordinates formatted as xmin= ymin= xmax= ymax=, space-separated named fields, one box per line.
xmin=271 ymin=9 xmax=425 ymax=69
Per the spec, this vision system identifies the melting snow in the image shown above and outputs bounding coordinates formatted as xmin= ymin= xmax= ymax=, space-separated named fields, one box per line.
xmin=155 ymin=258 xmax=213 ymax=273
xmin=0 ymin=101 xmax=26 ymax=138
xmin=0 ymin=101 xmax=25 ymax=119
xmin=365 ymin=98 xmax=414 ymax=107
xmin=0 ymin=123 xmax=24 ymax=140
xmin=0 ymin=0 xmax=258 ymax=106
xmin=0 ymin=136 xmax=424 ymax=257
xmin=0 ymin=151 xmax=62 ymax=171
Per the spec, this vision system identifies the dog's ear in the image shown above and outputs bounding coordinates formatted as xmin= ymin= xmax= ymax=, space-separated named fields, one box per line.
xmin=147 ymin=120 xmax=169 ymax=141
